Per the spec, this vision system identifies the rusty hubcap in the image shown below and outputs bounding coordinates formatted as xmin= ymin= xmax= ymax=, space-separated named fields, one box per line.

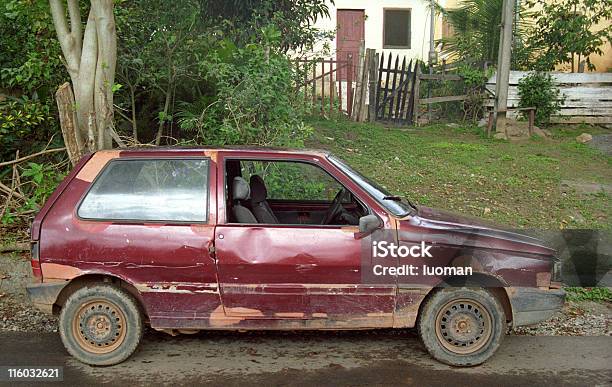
xmin=434 ymin=298 xmax=492 ymax=355
xmin=72 ymin=300 xmax=127 ymax=354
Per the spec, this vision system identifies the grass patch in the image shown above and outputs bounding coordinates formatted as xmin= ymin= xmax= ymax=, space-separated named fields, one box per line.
xmin=565 ymin=287 xmax=612 ymax=302
xmin=306 ymin=117 xmax=611 ymax=229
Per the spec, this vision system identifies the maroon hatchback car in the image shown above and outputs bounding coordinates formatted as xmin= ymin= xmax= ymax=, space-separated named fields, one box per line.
xmin=27 ymin=147 xmax=564 ymax=366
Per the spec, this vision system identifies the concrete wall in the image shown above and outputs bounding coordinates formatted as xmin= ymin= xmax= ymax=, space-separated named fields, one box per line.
xmin=308 ymin=0 xmax=450 ymax=61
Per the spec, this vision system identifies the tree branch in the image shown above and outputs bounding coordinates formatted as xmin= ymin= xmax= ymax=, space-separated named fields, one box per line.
xmin=0 ymin=148 xmax=67 ymax=168
xmin=67 ymin=0 xmax=82 ymax=62
xmin=49 ymin=0 xmax=80 ymax=86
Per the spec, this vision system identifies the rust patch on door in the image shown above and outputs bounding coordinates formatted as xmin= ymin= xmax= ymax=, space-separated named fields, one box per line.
xmin=208 ymin=305 xmax=264 ymax=327
xmin=275 ymin=312 xmax=305 ymax=318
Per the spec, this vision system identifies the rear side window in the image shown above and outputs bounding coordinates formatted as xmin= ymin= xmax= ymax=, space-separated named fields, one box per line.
xmin=78 ymin=158 xmax=209 ymax=222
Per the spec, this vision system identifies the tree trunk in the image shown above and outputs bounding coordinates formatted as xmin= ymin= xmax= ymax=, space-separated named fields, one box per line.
xmin=50 ymin=0 xmax=117 ymax=151
xmin=55 ymin=82 xmax=86 ymax=165
xmin=155 ymin=86 xmax=172 ymax=146
xmin=130 ymin=84 xmax=138 ymax=142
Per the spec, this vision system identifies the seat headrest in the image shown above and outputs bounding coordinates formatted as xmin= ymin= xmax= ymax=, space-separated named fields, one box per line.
xmin=250 ymin=175 xmax=268 ymax=203
xmin=232 ymin=176 xmax=250 ymax=200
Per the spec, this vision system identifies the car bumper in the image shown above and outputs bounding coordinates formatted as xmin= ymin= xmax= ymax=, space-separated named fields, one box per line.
xmin=25 ymin=282 xmax=67 ymax=314
xmin=508 ymin=285 xmax=566 ymax=327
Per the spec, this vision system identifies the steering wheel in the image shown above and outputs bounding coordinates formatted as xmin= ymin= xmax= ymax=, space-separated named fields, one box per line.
xmin=321 ymin=188 xmax=347 ymax=225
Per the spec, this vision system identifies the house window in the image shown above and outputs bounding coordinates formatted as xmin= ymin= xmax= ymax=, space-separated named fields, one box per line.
xmin=383 ymin=9 xmax=411 ymax=49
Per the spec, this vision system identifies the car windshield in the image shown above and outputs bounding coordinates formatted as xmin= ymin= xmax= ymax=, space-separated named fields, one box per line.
xmin=328 ymin=155 xmax=415 ymax=217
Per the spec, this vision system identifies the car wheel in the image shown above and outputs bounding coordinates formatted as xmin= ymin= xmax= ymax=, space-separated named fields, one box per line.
xmin=417 ymin=287 xmax=505 ymax=366
xmin=59 ymin=284 xmax=143 ymax=366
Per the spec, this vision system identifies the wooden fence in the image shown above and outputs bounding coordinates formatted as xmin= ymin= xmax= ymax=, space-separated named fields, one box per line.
xmin=373 ymin=52 xmax=419 ymax=124
xmin=296 ymin=57 xmax=354 ymax=117
xmin=486 ymin=71 xmax=612 ymax=124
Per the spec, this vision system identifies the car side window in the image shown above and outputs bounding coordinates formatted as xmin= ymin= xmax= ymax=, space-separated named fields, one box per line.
xmin=79 ymin=158 xmax=209 ymax=222
xmin=240 ymin=160 xmax=342 ymax=201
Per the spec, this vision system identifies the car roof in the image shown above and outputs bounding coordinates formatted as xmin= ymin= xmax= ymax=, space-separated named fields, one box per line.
xmin=99 ymin=146 xmax=331 ymax=158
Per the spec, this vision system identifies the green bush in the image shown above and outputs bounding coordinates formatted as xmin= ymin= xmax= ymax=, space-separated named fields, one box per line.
xmin=565 ymin=287 xmax=612 ymax=302
xmin=0 ymin=96 xmax=56 ymax=160
xmin=517 ymin=72 xmax=564 ymax=126
xmin=176 ymin=37 xmax=311 ymax=147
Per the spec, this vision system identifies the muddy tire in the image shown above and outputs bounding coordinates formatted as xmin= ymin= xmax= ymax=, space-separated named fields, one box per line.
xmin=417 ymin=287 xmax=505 ymax=366
xmin=59 ymin=284 xmax=143 ymax=366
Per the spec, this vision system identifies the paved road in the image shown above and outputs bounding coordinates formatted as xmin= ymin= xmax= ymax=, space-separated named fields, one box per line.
xmin=1 ymin=330 xmax=610 ymax=386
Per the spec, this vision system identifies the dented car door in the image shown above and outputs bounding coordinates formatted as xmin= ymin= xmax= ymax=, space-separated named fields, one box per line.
xmin=213 ymin=152 xmax=396 ymax=327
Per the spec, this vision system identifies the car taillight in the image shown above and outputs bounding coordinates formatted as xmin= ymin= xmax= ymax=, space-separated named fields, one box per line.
xmin=552 ymin=258 xmax=562 ymax=283
xmin=30 ymin=241 xmax=42 ymax=283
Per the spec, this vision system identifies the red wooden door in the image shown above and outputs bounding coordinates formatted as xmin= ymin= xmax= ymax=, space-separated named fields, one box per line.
xmin=337 ymin=9 xmax=365 ymax=81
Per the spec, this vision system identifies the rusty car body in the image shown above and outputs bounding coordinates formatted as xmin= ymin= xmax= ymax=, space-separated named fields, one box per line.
xmin=27 ymin=147 xmax=564 ymax=366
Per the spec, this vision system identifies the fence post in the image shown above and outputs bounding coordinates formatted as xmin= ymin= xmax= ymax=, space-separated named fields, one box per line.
xmin=311 ymin=62 xmax=316 ymax=112
xmin=347 ymin=53 xmax=353 ymax=117
xmin=413 ymin=65 xmax=421 ymax=126
xmin=320 ymin=61 xmax=325 ymax=114
xmin=368 ymin=50 xmax=377 ymax=122
xmin=351 ymin=45 xmax=364 ymax=120
xmin=329 ymin=60 xmax=334 ymax=115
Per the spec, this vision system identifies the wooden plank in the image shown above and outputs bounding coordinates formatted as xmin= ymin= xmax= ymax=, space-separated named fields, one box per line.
xmin=329 ymin=60 xmax=334 ymax=114
xmin=311 ymin=63 xmax=316 ymax=111
xmin=413 ymin=65 xmax=421 ymax=125
xmin=403 ymin=60 xmax=415 ymax=123
xmin=368 ymin=50 xmax=378 ymax=122
xmin=420 ymin=95 xmax=468 ymax=104
xmin=394 ymin=57 xmax=407 ymax=122
xmin=350 ymin=44 xmax=364 ymax=120
xmin=486 ymin=86 xmax=612 ymax=100
xmin=375 ymin=52 xmax=384 ymax=119
xmin=488 ymin=71 xmax=612 ymax=85
xmin=353 ymin=43 xmax=369 ymax=122
xmin=388 ymin=55 xmax=400 ymax=120
xmin=419 ymin=74 xmax=463 ymax=81
xmin=347 ymin=53 xmax=354 ymax=117
xmin=338 ymin=60 xmax=343 ymax=114
xmin=555 ymin=107 xmax=612 ymax=116
xmin=489 ymin=98 xmax=612 ymax=108
xmin=380 ymin=53 xmax=393 ymax=118
xmin=550 ymin=116 xmax=612 ymax=124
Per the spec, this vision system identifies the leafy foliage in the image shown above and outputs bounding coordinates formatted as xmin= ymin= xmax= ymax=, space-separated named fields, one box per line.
xmin=0 ymin=0 xmax=66 ymax=160
xmin=1 ymin=161 xmax=67 ymax=225
xmin=177 ymin=37 xmax=312 ymax=146
xmin=457 ymin=65 xmax=493 ymax=121
xmin=239 ymin=160 xmax=337 ymax=201
xmin=565 ymin=287 xmax=612 ymax=302
xmin=517 ymin=72 xmax=564 ymax=126
xmin=438 ymin=0 xmax=530 ymax=66
xmin=525 ymin=0 xmax=612 ymax=72
xmin=198 ymin=0 xmax=332 ymax=53
xmin=0 ymin=96 xmax=56 ymax=161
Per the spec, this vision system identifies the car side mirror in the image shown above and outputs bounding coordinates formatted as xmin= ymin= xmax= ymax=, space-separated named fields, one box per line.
xmin=358 ymin=214 xmax=381 ymax=236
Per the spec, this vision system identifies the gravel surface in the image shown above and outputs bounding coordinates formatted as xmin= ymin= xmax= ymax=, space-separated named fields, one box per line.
xmin=511 ymin=300 xmax=611 ymax=336
xmin=0 ymin=295 xmax=58 ymax=333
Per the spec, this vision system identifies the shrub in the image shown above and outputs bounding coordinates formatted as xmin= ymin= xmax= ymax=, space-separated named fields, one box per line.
xmin=517 ymin=72 xmax=564 ymax=126
xmin=176 ymin=39 xmax=312 ymax=147
xmin=0 ymin=96 xmax=56 ymax=160
xmin=565 ymin=287 xmax=612 ymax=302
